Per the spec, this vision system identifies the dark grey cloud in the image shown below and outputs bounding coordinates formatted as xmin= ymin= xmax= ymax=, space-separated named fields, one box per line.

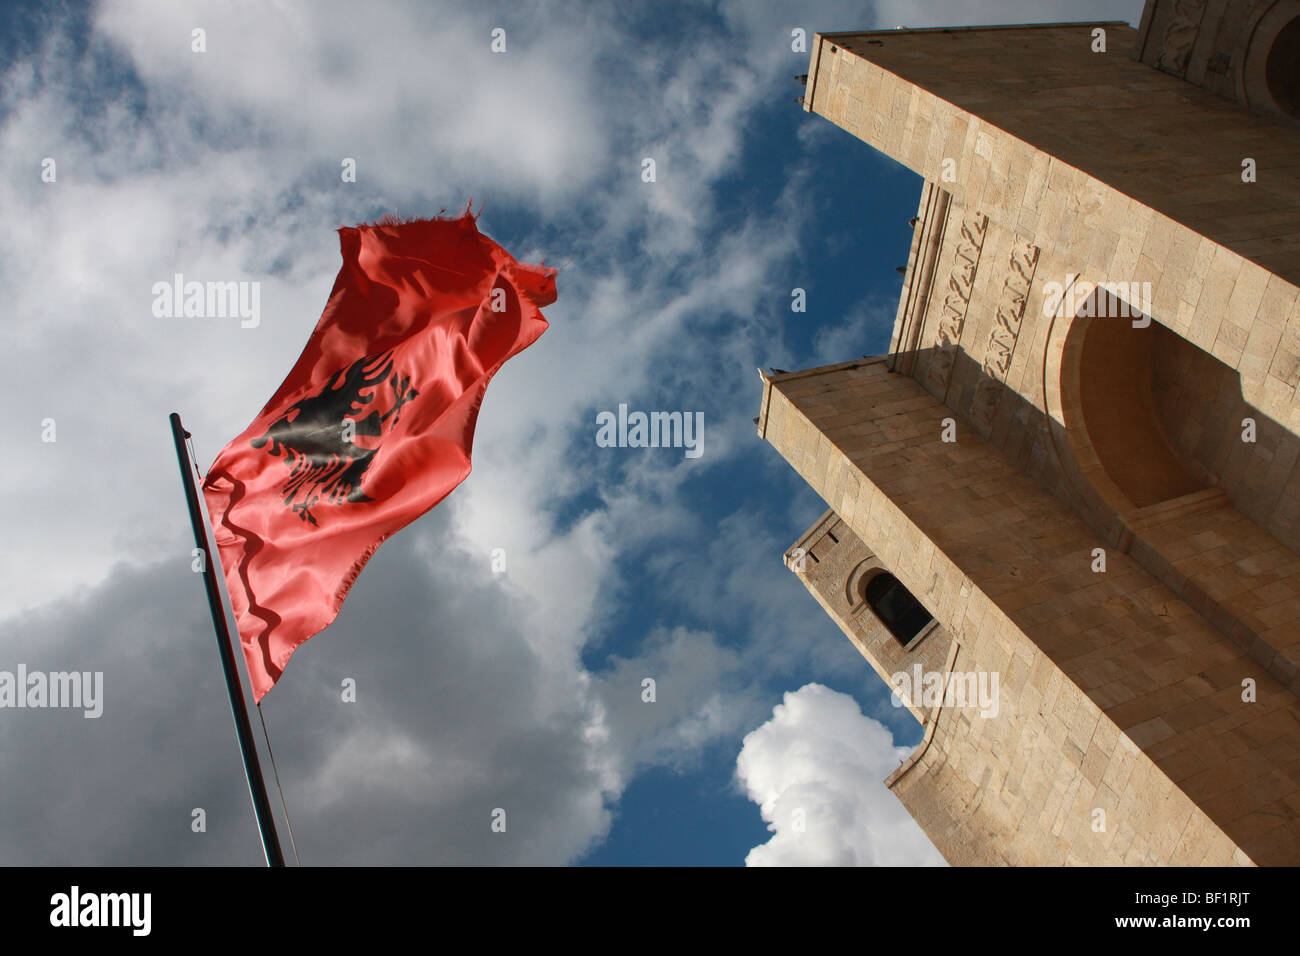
xmin=0 ymin=511 xmax=614 ymax=865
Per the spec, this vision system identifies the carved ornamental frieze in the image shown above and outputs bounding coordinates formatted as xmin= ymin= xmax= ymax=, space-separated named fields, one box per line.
xmin=924 ymin=212 xmax=988 ymax=393
xmin=1156 ymin=0 xmax=1205 ymax=77
xmin=971 ymin=240 xmax=1040 ymax=431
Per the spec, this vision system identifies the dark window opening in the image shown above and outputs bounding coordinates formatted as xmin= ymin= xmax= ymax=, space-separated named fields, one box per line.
xmin=865 ymin=573 xmax=933 ymax=646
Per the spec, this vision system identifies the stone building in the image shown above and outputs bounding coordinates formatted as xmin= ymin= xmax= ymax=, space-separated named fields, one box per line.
xmin=758 ymin=1 xmax=1300 ymax=864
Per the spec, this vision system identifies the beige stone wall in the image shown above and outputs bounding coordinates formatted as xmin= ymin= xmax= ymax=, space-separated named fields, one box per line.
xmin=882 ymin=189 xmax=1300 ymax=688
xmin=772 ymin=12 xmax=1300 ymax=867
xmin=761 ymin=360 xmax=1299 ymax=864
xmin=806 ymin=21 xmax=1300 ymax=723
xmin=805 ymin=23 xmax=1300 ymax=437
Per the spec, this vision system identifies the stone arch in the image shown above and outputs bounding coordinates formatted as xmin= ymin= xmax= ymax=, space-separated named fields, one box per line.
xmin=847 ymin=561 xmax=937 ymax=650
xmin=1044 ymin=279 xmax=1300 ymax=691
xmin=1045 ymin=281 xmax=1228 ymax=545
xmin=1242 ymin=1 xmax=1300 ymax=121
xmin=1069 ymin=312 xmax=1207 ymax=509
xmin=845 ymin=557 xmax=883 ymax=610
xmin=1042 ymin=286 xmax=1130 ymax=546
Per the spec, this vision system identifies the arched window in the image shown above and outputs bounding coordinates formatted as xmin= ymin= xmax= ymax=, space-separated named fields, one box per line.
xmin=864 ymin=573 xmax=933 ymax=646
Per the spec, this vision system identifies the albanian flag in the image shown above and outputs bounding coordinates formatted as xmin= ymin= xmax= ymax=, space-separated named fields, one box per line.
xmin=202 ymin=209 xmax=556 ymax=701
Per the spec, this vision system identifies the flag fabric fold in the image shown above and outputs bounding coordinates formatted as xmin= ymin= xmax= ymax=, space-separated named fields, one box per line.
xmin=201 ymin=209 xmax=556 ymax=701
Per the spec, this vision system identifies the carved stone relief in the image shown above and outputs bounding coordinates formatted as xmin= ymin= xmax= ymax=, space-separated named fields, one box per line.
xmin=971 ymin=240 xmax=1040 ymax=431
xmin=925 ymin=212 xmax=988 ymax=392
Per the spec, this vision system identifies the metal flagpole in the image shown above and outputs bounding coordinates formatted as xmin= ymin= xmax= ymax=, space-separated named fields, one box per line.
xmin=169 ymin=412 xmax=286 ymax=868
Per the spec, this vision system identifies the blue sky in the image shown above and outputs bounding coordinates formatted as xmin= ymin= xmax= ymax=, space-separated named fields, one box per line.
xmin=572 ymin=95 xmax=924 ymax=864
xmin=1 ymin=0 xmax=1137 ymax=866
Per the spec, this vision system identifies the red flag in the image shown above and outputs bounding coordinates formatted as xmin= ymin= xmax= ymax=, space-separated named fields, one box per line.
xmin=201 ymin=209 xmax=556 ymax=701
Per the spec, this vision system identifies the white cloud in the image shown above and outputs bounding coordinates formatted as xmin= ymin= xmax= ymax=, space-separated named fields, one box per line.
xmin=591 ymin=626 xmax=754 ymax=774
xmin=737 ymin=683 xmax=945 ymax=866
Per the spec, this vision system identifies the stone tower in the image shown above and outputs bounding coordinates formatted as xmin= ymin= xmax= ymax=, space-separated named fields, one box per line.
xmin=760 ymin=2 xmax=1300 ymax=865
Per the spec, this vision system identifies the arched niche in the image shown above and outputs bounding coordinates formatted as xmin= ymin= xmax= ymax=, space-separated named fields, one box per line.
xmin=1242 ymin=1 xmax=1300 ymax=121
